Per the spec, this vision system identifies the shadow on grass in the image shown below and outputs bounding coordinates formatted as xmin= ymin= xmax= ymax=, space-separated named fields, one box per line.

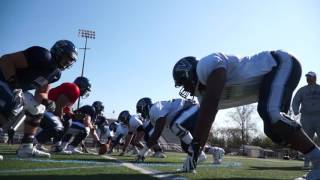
xmin=53 ymin=157 xmax=117 ymax=163
xmin=199 ymin=178 xmax=289 ymax=180
xmin=249 ymin=166 xmax=305 ymax=171
xmin=0 ymin=174 xmax=156 ymax=180
xmin=128 ymin=160 xmax=179 ymax=164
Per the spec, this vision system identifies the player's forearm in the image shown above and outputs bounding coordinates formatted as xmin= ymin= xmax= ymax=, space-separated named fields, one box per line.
xmin=194 ymin=96 xmax=219 ymax=147
xmin=122 ymin=134 xmax=133 ymax=152
xmin=147 ymin=131 xmax=162 ymax=148
xmin=91 ymin=129 xmax=100 ymax=142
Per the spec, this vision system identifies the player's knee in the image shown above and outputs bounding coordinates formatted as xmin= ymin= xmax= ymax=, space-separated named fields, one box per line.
xmin=171 ymin=123 xmax=193 ymax=144
xmin=263 ymin=114 xmax=301 ymax=146
xmin=258 ymin=105 xmax=282 ymax=124
xmin=25 ymin=117 xmax=41 ymax=127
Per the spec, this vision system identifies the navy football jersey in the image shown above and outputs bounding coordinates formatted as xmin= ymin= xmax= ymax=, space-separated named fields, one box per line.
xmin=16 ymin=46 xmax=61 ymax=90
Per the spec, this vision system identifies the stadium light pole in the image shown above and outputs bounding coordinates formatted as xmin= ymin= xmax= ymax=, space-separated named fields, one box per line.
xmin=77 ymin=29 xmax=96 ymax=108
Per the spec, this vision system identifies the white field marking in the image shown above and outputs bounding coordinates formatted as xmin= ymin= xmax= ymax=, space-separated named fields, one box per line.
xmin=102 ymin=155 xmax=187 ymax=180
xmin=225 ymin=156 xmax=304 ymax=164
xmin=0 ymin=165 xmax=106 ymax=174
xmin=7 ymin=157 xmax=241 ymax=168
xmin=8 ymin=158 xmax=119 ymax=165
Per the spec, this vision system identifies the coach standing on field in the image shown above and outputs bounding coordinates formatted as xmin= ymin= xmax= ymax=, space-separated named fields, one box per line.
xmin=292 ymin=71 xmax=320 ymax=168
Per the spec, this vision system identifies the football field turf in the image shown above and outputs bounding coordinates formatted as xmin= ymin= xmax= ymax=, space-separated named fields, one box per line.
xmin=0 ymin=144 xmax=309 ymax=179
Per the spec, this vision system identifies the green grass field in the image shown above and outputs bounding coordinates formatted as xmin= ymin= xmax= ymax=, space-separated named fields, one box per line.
xmin=0 ymin=144 xmax=309 ymax=180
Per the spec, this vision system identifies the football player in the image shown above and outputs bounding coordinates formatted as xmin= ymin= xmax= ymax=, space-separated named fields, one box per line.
xmin=108 ymin=110 xmax=145 ymax=156
xmin=60 ymin=105 xmax=101 ymax=154
xmin=172 ymin=50 xmax=320 ymax=179
xmin=95 ymin=115 xmax=112 ymax=150
xmin=140 ymin=117 xmax=167 ymax=158
xmin=0 ymin=40 xmax=77 ymax=159
xmin=92 ymin=101 xmax=105 ymax=117
xmin=34 ymin=76 xmax=91 ymax=153
xmin=204 ymin=145 xmax=225 ymax=164
xmin=136 ymin=98 xmax=201 ymax=163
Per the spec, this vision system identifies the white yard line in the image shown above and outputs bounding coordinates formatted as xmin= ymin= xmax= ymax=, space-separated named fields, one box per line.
xmin=103 ymin=155 xmax=187 ymax=180
xmin=0 ymin=165 xmax=106 ymax=174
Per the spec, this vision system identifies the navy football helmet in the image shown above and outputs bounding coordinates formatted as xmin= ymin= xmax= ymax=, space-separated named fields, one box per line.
xmin=95 ymin=115 xmax=108 ymax=126
xmin=136 ymin=97 xmax=152 ymax=119
xmin=172 ymin=56 xmax=198 ymax=98
xmin=92 ymin=101 xmax=104 ymax=114
xmin=118 ymin=110 xmax=131 ymax=125
xmin=51 ymin=40 xmax=78 ymax=70
xmin=74 ymin=76 xmax=91 ymax=97
xmin=76 ymin=105 xmax=96 ymax=119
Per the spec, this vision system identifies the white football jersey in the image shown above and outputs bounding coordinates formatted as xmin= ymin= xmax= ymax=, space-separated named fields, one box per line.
xmin=149 ymin=99 xmax=195 ymax=127
xmin=114 ymin=123 xmax=129 ymax=139
xmin=128 ymin=115 xmax=143 ymax=133
xmin=207 ymin=146 xmax=225 ymax=164
xmin=196 ymin=51 xmax=277 ymax=109
xmin=96 ymin=125 xmax=112 ymax=144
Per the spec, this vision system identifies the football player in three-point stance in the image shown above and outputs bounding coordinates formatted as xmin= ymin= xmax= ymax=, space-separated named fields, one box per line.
xmin=0 ymin=40 xmax=77 ymax=159
xmin=135 ymin=97 xmax=204 ymax=164
xmin=108 ymin=110 xmax=145 ymax=156
xmin=204 ymin=146 xmax=225 ymax=164
xmin=60 ymin=105 xmax=102 ymax=154
xmin=173 ymin=50 xmax=320 ymax=179
xmin=34 ymin=76 xmax=91 ymax=153
xmin=95 ymin=115 xmax=112 ymax=151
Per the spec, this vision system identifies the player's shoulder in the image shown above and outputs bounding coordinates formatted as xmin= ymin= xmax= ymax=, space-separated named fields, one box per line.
xmin=131 ymin=114 xmax=142 ymax=121
xmin=24 ymin=46 xmax=50 ymax=54
xmin=199 ymin=52 xmax=228 ymax=63
xmin=23 ymin=46 xmax=51 ymax=61
xmin=130 ymin=114 xmax=143 ymax=124
xmin=60 ymin=82 xmax=80 ymax=91
xmin=150 ymin=101 xmax=167 ymax=112
xmin=197 ymin=53 xmax=228 ymax=72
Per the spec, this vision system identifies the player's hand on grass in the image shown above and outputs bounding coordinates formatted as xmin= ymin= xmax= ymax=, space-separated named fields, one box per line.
xmin=134 ymin=146 xmax=149 ymax=163
xmin=134 ymin=154 xmax=145 ymax=163
xmin=182 ymin=154 xmax=197 ymax=173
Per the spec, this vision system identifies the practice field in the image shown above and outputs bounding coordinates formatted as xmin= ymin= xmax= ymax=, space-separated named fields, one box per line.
xmin=0 ymin=144 xmax=309 ymax=179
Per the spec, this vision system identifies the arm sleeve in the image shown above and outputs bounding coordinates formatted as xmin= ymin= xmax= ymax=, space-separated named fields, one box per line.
xmin=292 ymin=88 xmax=302 ymax=115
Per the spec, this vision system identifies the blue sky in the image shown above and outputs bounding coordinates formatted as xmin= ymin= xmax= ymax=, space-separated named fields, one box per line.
xmin=1 ymin=0 xmax=319 ymax=133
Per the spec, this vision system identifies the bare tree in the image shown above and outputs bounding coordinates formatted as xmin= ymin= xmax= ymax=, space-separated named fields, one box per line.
xmin=227 ymin=104 xmax=257 ymax=147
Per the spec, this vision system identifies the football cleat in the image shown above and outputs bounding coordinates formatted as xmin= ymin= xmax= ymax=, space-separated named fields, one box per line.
xmin=35 ymin=144 xmax=49 ymax=152
xmin=152 ymin=151 xmax=167 ymax=158
xmin=65 ymin=145 xmax=83 ymax=154
xmin=17 ymin=144 xmax=51 ymax=158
